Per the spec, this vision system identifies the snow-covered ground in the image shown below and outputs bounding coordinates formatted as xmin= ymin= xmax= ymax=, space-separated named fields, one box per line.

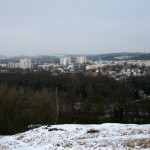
xmin=0 ymin=123 xmax=150 ymax=150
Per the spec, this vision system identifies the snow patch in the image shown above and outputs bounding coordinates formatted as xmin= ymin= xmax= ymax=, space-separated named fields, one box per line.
xmin=0 ymin=123 xmax=150 ymax=150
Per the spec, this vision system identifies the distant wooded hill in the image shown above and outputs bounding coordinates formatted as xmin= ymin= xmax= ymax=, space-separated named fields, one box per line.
xmin=86 ymin=53 xmax=150 ymax=61
xmin=0 ymin=53 xmax=149 ymax=63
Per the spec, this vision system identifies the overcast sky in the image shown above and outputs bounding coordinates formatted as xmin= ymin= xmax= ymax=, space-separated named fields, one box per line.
xmin=0 ymin=0 xmax=150 ymax=56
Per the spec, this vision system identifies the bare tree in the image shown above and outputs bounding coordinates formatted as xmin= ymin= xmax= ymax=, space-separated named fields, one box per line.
xmin=51 ymin=88 xmax=61 ymax=124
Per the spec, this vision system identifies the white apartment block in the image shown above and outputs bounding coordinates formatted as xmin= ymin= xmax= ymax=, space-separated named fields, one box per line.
xmin=20 ymin=58 xmax=32 ymax=69
xmin=76 ymin=56 xmax=87 ymax=64
xmin=60 ymin=57 xmax=71 ymax=66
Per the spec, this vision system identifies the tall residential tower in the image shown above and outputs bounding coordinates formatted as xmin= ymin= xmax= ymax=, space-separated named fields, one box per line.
xmin=60 ymin=57 xmax=71 ymax=66
xmin=76 ymin=56 xmax=87 ymax=64
xmin=20 ymin=58 xmax=32 ymax=69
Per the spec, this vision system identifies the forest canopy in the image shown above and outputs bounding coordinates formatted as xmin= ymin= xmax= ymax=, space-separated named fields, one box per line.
xmin=0 ymin=72 xmax=149 ymax=134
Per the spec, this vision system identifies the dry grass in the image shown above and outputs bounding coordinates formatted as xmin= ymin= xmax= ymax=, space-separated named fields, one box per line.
xmin=123 ymin=138 xmax=150 ymax=148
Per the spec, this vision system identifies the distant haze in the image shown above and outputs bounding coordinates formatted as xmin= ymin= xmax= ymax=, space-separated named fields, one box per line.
xmin=0 ymin=0 xmax=150 ymax=56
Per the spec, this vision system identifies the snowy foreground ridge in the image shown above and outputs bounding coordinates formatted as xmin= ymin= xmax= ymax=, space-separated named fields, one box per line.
xmin=0 ymin=124 xmax=150 ymax=150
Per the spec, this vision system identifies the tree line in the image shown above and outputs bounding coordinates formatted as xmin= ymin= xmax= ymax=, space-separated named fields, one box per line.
xmin=0 ymin=72 xmax=149 ymax=134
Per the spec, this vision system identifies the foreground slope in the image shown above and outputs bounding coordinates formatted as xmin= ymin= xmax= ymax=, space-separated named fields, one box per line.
xmin=0 ymin=124 xmax=150 ymax=150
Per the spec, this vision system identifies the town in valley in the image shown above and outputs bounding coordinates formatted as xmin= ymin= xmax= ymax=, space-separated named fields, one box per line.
xmin=0 ymin=53 xmax=150 ymax=80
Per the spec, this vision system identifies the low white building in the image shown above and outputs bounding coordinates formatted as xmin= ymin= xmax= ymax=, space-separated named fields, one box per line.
xmin=86 ymin=65 xmax=101 ymax=71
xmin=127 ymin=60 xmax=150 ymax=67
xmin=8 ymin=63 xmax=20 ymax=69
xmin=0 ymin=63 xmax=7 ymax=68
xmin=38 ymin=63 xmax=59 ymax=70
